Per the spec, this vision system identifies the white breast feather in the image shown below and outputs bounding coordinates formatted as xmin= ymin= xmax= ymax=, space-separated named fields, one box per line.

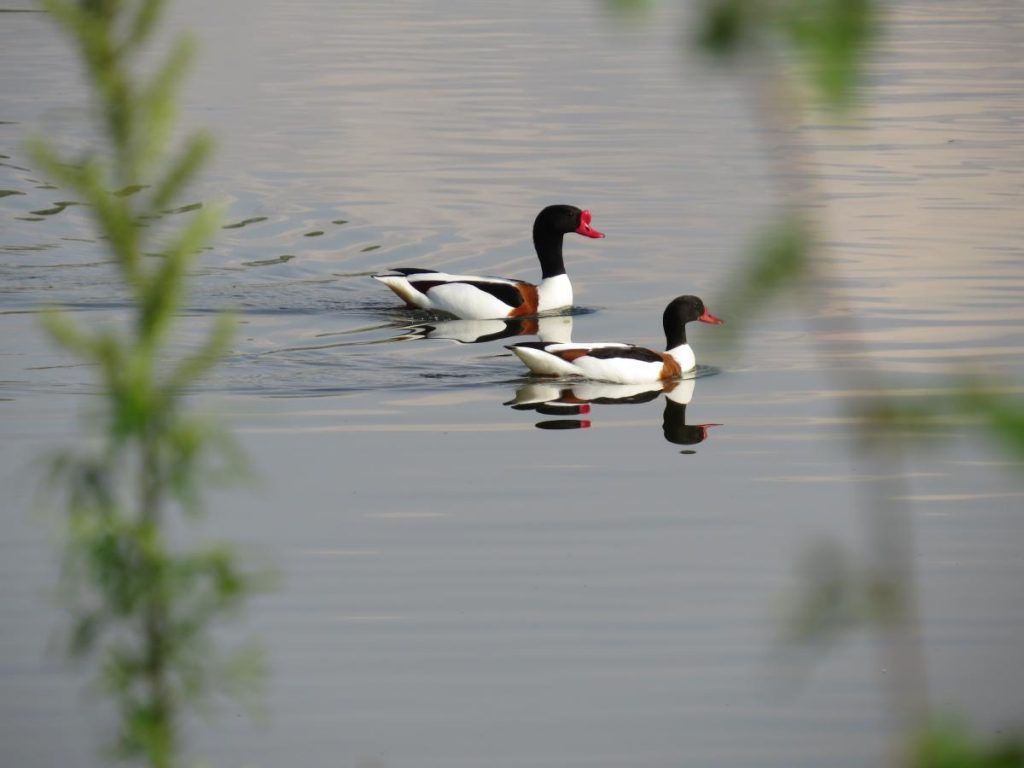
xmin=536 ymin=274 xmax=573 ymax=311
xmin=667 ymin=344 xmax=696 ymax=373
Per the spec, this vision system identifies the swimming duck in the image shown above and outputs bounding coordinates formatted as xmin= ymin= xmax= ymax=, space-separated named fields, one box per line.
xmin=506 ymin=295 xmax=722 ymax=384
xmin=372 ymin=205 xmax=604 ymax=319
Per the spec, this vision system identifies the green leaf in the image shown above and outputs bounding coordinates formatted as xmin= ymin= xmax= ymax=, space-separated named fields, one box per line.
xmin=910 ymin=719 xmax=1024 ymax=768
xmin=602 ymin=0 xmax=655 ymax=18
xmin=696 ymin=0 xmax=756 ymax=56
xmin=149 ymin=133 xmax=213 ymax=213
xmin=696 ymin=0 xmax=878 ymax=109
xmin=40 ymin=307 xmax=93 ymax=355
xmin=783 ymin=0 xmax=877 ymax=109
xmin=955 ymin=387 xmax=1024 ymax=462
xmin=138 ymin=203 xmax=219 ymax=343
xmin=715 ymin=215 xmax=811 ymax=346
xmin=139 ymin=36 xmax=195 ymax=174
xmin=168 ymin=311 xmax=235 ymax=391
xmin=35 ymin=4 xmax=260 ymax=765
xmin=125 ymin=0 xmax=165 ymax=52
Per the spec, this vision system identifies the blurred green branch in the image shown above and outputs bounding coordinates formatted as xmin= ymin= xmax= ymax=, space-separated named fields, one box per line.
xmin=864 ymin=384 xmax=1024 ymax=461
xmin=33 ymin=1 xmax=264 ymax=766
xmin=684 ymin=0 xmax=1024 ymax=765
xmin=910 ymin=720 xmax=1024 ymax=768
xmin=697 ymin=0 xmax=879 ymax=110
xmin=714 ymin=214 xmax=812 ymax=345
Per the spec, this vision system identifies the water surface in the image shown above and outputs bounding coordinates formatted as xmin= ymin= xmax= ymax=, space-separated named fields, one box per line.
xmin=1 ymin=2 xmax=1022 ymax=767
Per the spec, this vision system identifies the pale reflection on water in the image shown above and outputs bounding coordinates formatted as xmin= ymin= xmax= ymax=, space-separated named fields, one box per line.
xmin=1 ymin=1 xmax=1023 ymax=767
xmin=506 ymin=376 xmax=722 ymax=449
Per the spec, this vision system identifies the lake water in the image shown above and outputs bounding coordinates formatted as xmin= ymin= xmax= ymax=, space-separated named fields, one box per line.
xmin=2 ymin=2 xmax=1022 ymax=766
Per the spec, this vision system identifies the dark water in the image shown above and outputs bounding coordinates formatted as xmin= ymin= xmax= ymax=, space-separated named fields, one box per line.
xmin=2 ymin=2 xmax=1023 ymax=767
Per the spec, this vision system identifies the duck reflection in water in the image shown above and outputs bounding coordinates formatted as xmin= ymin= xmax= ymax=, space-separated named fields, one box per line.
xmin=505 ymin=376 xmax=721 ymax=450
xmin=391 ymin=314 xmax=574 ymax=345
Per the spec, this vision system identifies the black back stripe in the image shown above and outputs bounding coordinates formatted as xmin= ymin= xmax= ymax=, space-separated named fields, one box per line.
xmin=409 ymin=280 xmax=446 ymax=293
xmin=471 ymin=281 xmax=526 ymax=307
xmin=583 ymin=346 xmax=662 ymax=363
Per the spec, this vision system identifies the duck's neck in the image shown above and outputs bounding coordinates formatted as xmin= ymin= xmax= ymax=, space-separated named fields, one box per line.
xmin=537 ymin=274 xmax=573 ymax=312
xmin=533 ymin=226 xmax=567 ymax=279
xmin=664 ymin=320 xmax=687 ymax=349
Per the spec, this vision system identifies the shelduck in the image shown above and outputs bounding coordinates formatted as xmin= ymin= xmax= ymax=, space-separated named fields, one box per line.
xmin=506 ymin=295 xmax=722 ymax=384
xmin=372 ymin=205 xmax=604 ymax=319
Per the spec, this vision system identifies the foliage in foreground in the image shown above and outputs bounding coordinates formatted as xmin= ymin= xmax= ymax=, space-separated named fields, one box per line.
xmin=32 ymin=1 xmax=262 ymax=765
xmin=910 ymin=721 xmax=1024 ymax=768
xmin=691 ymin=0 xmax=1024 ymax=764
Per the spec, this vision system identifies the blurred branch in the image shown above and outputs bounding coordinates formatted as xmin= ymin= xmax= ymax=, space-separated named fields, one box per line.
xmin=687 ymin=0 xmax=1024 ymax=764
xmin=910 ymin=719 xmax=1024 ymax=768
xmin=697 ymin=0 xmax=879 ymax=110
xmin=32 ymin=1 xmax=263 ymax=766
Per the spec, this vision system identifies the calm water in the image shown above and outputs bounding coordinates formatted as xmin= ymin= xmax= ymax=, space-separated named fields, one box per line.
xmin=2 ymin=2 xmax=1023 ymax=767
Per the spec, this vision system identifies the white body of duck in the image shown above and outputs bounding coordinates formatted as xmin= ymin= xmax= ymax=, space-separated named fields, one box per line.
xmin=507 ymin=295 xmax=723 ymax=384
xmin=372 ymin=205 xmax=603 ymax=319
